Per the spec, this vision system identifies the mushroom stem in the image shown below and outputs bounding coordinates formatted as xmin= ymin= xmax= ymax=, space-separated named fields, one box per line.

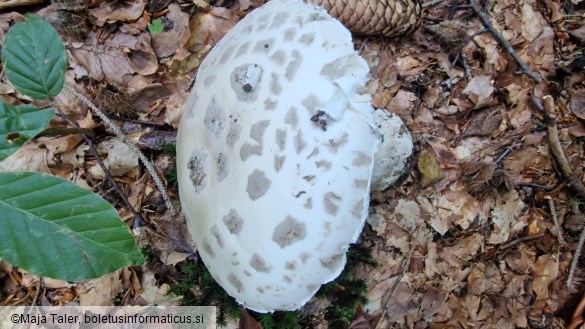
xmin=371 ymin=109 xmax=413 ymax=191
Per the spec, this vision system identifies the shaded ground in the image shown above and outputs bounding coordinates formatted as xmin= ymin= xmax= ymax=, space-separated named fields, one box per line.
xmin=1 ymin=0 xmax=585 ymax=328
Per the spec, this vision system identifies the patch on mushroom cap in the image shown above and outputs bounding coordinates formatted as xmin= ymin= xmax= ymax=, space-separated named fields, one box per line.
xmin=231 ymin=64 xmax=263 ymax=102
xmin=223 ymin=209 xmax=244 ymax=235
xmin=187 ymin=149 xmax=208 ymax=192
xmin=246 ymin=169 xmax=272 ymax=200
xmin=272 ymin=216 xmax=307 ymax=248
xmin=176 ymin=0 xmax=386 ymax=313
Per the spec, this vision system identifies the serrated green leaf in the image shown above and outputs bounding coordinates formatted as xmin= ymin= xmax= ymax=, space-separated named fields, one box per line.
xmin=0 ymin=172 xmax=144 ymax=281
xmin=148 ymin=19 xmax=164 ymax=34
xmin=0 ymin=102 xmax=54 ymax=161
xmin=2 ymin=14 xmax=66 ymax=99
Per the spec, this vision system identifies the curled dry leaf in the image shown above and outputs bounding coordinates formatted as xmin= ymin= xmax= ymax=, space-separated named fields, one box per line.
xmin=70 ymin=43 xmax=135 ymax=84
xmin=569 ymin=88 xmax=585 ymax=120
xmin=90 ymin=1 xmax=146 ymax=26
xmin=124 ymin=34 xmax=159 ymax=76
xmin=531 ymin=254 xmax=559 ymax=301
xmin=418 ymin=150 xmax=445 ymax=187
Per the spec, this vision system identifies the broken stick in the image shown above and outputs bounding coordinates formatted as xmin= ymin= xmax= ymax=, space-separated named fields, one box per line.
xmin=542 ymin=96 xmax=585 ymax=197
xmin=468 ymin=0 xmax=543 ymax=83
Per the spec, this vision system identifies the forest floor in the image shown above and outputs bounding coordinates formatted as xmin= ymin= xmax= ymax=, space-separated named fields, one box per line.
xmin=1 ymin=0 xmax=585 ymax=328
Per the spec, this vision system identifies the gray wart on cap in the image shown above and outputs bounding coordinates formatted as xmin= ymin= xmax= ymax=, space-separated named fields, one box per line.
xmin=176 ymin=0 xmax=412 ymax=313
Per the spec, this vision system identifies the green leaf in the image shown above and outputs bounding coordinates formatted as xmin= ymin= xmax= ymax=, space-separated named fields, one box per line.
xmin=0 ymin=172 xmax=144 ymax=281
xmin=0 ymin=102 xmax=54 ymax=161
xmin=2 ymin=14 xmax=66 ymax=99
xmin=148 ymin=19 xmax=165 ymax=34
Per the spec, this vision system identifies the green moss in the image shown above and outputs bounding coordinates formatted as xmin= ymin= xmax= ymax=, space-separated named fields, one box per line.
xmin=317 ymin=243 xmax=377 ymax=329
xmin=162 ymin=143 xmax=178 ymax=190
xmin=167 ymin=261 xmax=241 ymax=326
xmin=140 ymin=246 xmax=154 ymax=262
xmin=255 ymin=311 xmax=300 ymax=329
xmin=162 ymin=143 xmax=176 ymax=156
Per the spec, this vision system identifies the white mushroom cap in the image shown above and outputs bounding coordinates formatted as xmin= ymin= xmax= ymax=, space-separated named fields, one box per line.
xmin=177 ymin=0 xmax=383 ymax=312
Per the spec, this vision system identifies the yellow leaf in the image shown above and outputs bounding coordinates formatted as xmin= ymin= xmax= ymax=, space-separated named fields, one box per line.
xmin=418 ymin=150 xmax=445 ymax=187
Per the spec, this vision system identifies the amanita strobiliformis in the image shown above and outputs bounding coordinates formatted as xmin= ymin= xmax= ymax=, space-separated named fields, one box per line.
xmin=177 ymin=0 xmax=413 ymax=312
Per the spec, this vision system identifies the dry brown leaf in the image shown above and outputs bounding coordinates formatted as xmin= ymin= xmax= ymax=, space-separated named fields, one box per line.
xmin=164 ymin=90 xmax=189 ymax=127
xmin=570 ymin=89 xmax=585 ymax=120
xmin=162 ymin=252 xmax=190 ymax=266
xmin=418 ymin=150 xmax=445 ymax=188
xmin=348 ymin=307 xmax=371 ymax=329
xmin=125 ymin=34 xmax=159 ymax=76
xmin=0 ymin=142 xmax=50 ymax=173
xmin=384 ymin=282 xmax=419 ymax=319
xmin=462 ymin=75 xmax=494 ymax=109
xmin=239 ymin=309 xmax=263 ymax=329
xmin=569 ymin=24 xmax=585 ymax=42
xmin=531 ymin=254 xmax=559 ymax=301
xmin=77 ymin=271 xmax=123 ymax=306
xmin=396 ymin=54 xmax=433 ymax=77
xmin=90 ymin=1 xmax=146 ymax=26
xmin=70 ymin=45 xmax=135 ymax=84
xmin=140 ymin=272 xmax=182 ymax=305
xmin=467 ymin=263 xmax=504 ymax=295
xmin=132 ymin=83 xmax=175 ymax=113
xmin=473 ymin=32 xmax=509 ymax=75
xmin=151 ymin=4 xmax=190 ymax=58
xmin=488 ymin=190 xmax=525 ymax=244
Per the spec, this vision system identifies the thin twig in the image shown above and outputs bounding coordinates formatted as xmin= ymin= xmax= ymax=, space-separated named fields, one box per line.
xmin=462 ymin=56 xmax=473 ymax=81
xmin=513 ymin=182 xmax=554 ymax=191
xmin=113 ymin=117 xmax=168 ymax=127
xmin=500 ymin=233 xmax=544 ymax=250
xmin=55 ymin=109 xmax=145 ymax=221
xmin=422 ymin=0 xmax=444 ymax=9
xmin=495 ymin=147 xmax=512 ymax=164
xmin=83 ymin=136 xmax=146 ymax=220
xmin=64 ymin=85 xmax=176 ymax=214
xmin=468 ymin=0 xmax=542 ymax=83
xmin=569 ymin=228 xmax=585 ymax=288
xmin=548 ymin=198 xmax=566 ymax=246
xmin=448 ymin=0 xmax=460 ymax=19
xmin=31 ymin=278 xmax=42 ymax=306
xmin=37 ymin=127 xmax=96 ymax=138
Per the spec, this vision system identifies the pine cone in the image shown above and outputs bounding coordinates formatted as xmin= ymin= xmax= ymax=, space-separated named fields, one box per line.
xmin=307 ymin=0 xmax=423 ymax=37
